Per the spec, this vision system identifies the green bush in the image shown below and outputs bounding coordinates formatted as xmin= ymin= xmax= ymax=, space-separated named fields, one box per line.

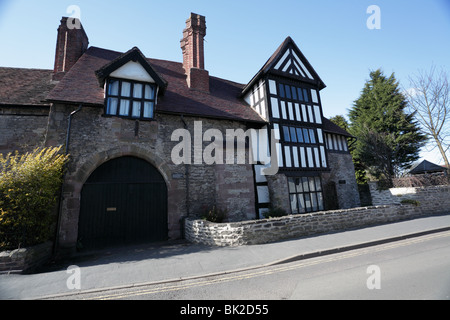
xmin=263 ymin=207 xmax=288 ymax=219
xmin=0 ymin=147 xmax=69 ymax=250
xmin=200 ymin=205 xmax=227 ymax=223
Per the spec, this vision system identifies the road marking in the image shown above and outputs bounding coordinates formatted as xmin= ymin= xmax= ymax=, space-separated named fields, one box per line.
xmin=86 ymin=231 xmax=450 ymax=300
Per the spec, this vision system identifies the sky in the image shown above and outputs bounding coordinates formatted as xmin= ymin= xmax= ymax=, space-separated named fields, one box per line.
xmin=1 ymin=0 xmax=449 ymax=164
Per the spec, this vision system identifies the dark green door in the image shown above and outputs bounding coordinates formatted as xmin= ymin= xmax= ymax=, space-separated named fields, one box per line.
xmin=78 ymin=157 xmax=167 ymax=250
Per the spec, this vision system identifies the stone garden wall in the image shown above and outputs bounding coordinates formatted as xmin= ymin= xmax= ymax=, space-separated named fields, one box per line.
xmin=185 ymin=185 xmax=450 ymax=247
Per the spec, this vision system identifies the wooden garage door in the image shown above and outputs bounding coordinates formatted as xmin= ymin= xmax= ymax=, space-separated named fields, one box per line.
xmin=78 ymin=156 xmax=167 ymax=250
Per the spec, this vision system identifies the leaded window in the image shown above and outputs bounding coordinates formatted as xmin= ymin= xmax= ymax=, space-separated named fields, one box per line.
xmin=105 ymin=78 xmax=156 ymax=120
xmin=288 ymin=176 xmax=324 ymax=214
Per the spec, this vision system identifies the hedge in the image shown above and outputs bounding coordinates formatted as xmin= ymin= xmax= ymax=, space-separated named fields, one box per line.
xmin=0 ymin=147 xmax=69 ymax=250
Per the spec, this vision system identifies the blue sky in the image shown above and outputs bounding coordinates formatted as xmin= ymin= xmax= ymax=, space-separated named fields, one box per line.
xmin=1 ymin=0 xmax=449 ymax=164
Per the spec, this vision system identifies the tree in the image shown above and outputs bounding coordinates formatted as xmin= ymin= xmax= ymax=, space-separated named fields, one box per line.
xmin=404 ymin=66 xmax=450 ymax=173
xmin=348 ymin=69 xmax=427 ymax=186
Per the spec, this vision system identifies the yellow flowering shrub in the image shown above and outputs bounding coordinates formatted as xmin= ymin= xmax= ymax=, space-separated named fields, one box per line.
xmin=0 ymin=147 xmax=69 ymax=250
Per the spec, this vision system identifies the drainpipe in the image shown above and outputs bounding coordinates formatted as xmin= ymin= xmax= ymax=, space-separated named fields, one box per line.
xmin=54 ymin=104 xmax=83 ymax=256
xmin=180 ymin=115 xmax=190 ymax=239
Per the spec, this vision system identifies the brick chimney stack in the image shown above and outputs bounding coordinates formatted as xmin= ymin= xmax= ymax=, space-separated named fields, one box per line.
xmin=53 ymin=17 xmax=89 ymax=81
xmin=180 ymin=13 xmax=209 ymax=92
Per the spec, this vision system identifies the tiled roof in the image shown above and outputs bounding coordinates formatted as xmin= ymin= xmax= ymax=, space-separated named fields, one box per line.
xmin=322 ymin=118 xmax=354 ymax=137
xmin=0 ymin=68 xmax=56 ymax=106
xmin=46 ymin=46 xmax=266 ymax=124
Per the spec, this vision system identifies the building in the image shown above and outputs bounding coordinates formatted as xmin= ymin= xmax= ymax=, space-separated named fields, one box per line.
xmin=0 ymin=14 xmax=360 ymax=253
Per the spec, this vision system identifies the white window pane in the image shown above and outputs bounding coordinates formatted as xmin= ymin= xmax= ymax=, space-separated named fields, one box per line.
xmin=314 ymin=105 xmax=322 ymax=124
xmin=308 ymin=105 xmax=314 ymax=123
xmin=271 ymin=97 xmax=280 ymax=118
xmin=298 ymin=194 xmax=306 ymax=213
xmin=132 ymin=101 xmax=141 ymax=118
xmin=269 ymin=80 xmax=277 ymax=95
xmin=288 ymin=178 xmax=296 ymax=193
xmin=119 ymin=99 xmax=130 ymax=116
xmin=317 ymin=128 xmax=323 ymax=144
xmin=301 ymin=104 xmax=308 ymax=122
xmin=284 ymin=146 xmax=292 ymax=167
xmin=309 ymin=177 xmax=316 ymax=191
xmin=145 ymin=84 xmax=155 ymax=99
xmin=281 ymin=101 xmax=287 ymax=119
xmin=260 ymin=100 xmax=266 ymax=119
xmin=311 ymin=90 xmax=319 ymax=103
xmin=320 ymin=146 xmax=327 ymax=168
xmin=133 ymin=83 xmax=143 ymax=98
xmin=343 ymin=137 xmax=348 ymax=151
xmin=307 ymin=147 xmax=314 ymax=168
xmin=276 ymin=143 xmax=283 ymax=167
xmin=317 ymin=192 xmax=324 ymax=211
xmin=107 ymin=97 xmax=118 ymax=114
xmin=121 ymin=81 xmax=131 ymax=97
xmin=295 ymin=103 xmax=301 ymax=122
xmin=311 ymin=193 xmax=318 ymax=211
xmin=300 ymin=147 xmax=306 ymax=167
xmin=108 ymin=80 xmax=119 ymax=95
xmin=290 ymin=194 xmax=298 ymax=214
xmin=293 ymin=146 xmax=299 ymax=167
xmin=314 ymin=147 xmax=320 ymax=168
xmin=273 ymin=124 xmax=280 ymax=140
xmin=288 ymin=102 xmax=294 ymax=120
xmin=143 ymin=102 xmax=154 ymax=118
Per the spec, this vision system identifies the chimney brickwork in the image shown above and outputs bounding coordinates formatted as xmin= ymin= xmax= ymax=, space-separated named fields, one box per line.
xmin=180 ymin=13 xmax=209 ymax=92
xmin=53 ymin=17 xmax=89 ymax=81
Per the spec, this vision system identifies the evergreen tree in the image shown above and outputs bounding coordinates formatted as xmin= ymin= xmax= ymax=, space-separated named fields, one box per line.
xmin=348 ymin=69 xmax=427 ymax=186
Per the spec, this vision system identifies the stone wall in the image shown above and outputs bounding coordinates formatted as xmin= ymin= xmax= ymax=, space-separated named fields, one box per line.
xmin=0 ymin=106 xmax=49 ymax=154
xmin=185 ymin=185 xmax=450 ymax=247
xmin=369 ymin=182 xmax=450 ymax=213
xmin=44 ymin=104 xmax=257 ymax=252
xmin=0 ymin=242 xmax=53 ymax=274
xmin=323 ymin=151 xmax=361 ymax=209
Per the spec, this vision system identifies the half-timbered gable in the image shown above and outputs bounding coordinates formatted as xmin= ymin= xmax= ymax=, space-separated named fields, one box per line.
xmin=243 ymin=37 xmax=359 ymax=216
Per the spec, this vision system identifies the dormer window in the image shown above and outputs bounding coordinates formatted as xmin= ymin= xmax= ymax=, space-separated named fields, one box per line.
xmin=95 ymin=46 xmax=167 ymax=121
xmin=105 ymin=78 xmax=156 ymax=119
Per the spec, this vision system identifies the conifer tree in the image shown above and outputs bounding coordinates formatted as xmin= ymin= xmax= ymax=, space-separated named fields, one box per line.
xmin=348 ymin=69 xmax=427 ymax=186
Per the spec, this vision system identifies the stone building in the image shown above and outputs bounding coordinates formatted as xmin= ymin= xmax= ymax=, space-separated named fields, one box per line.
xmin=0 ymin=14 xmax=360 ymax=253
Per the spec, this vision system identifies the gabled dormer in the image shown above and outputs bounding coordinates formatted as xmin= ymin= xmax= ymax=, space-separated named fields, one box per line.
xmin=95 ymin=47 xmax=167 ymax=120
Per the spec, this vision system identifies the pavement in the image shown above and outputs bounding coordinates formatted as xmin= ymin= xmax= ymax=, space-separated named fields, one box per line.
xmin=1 ymin=213 xmax=450 ymax=300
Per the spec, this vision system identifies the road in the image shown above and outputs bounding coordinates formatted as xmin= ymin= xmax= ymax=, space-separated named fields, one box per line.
xmin=47 ymin=230 xmax=450 ymax=301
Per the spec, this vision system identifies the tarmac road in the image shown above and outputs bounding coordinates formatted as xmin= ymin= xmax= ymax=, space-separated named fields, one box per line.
xmin=1 ymin=214 xmax=450 ymax=300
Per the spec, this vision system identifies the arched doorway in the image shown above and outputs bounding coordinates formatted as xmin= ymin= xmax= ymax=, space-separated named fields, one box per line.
xmin=78 ymin=156 xmax=168 ymax=249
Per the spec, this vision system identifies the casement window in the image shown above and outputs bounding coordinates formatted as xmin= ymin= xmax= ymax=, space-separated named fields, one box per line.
xmin=288 ymin=176 xmax=324 ymax=214
xmin=105 ymin=78 xmax=156 ymax=120
xmin=325 ymin=133 xmax=349 ymax=152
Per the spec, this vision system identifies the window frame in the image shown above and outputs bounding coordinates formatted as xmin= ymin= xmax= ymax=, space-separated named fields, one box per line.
xmin=287 ymin=176 xmax=324 ymax=214
xmin=104 ymin=77 xmax=157 ymax=121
